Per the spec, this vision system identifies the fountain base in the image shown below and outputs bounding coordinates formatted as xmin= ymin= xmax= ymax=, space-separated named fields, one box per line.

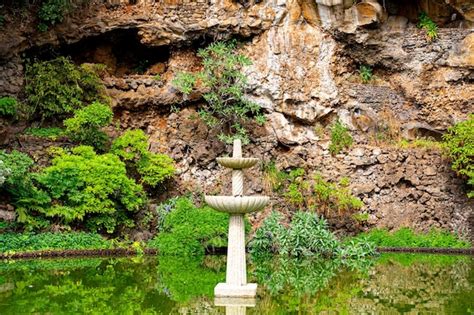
xmin=214 ymin=283 xmax=257 ymax=298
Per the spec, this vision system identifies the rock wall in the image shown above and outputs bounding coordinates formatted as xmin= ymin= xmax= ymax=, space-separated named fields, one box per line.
xmin=0 ymin=0 xmax=472 ymax=238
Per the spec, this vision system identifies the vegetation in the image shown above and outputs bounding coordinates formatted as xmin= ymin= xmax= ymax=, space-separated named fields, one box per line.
xmin=37 ymin=0 xmax=70 ymax=31
xmin=359 ymin=65 xmax=373 ymax=83
xmin=250 ymin=211 xmax=376 ymax=259
xmin=148 ymin=197 xmax=231 ymax=256
xmin=443 ymin=115 xmax=474 ymax=198
xmin=350 ymin=228 xmax=471 ymax=249
xmin=111 ymin=129 xmax=175 ymax=187
xmin=64 ymin=101 xmax=113 ymax=150
xmin=25 ymin=57 xmax=106 ymax=120
xmin=398 ymin=138 xmax=442 ymax=150
xmin=173 ymin=40 xmax=265 ymax=144
xmin=265 ymin=166 xmax=363 ymax=216
xmin=0 ymin=232 xmax=112 ymax=253
xmin=329 ymin=120 xmax=353 ymax=155
xmin=0 ymin=96 xmax=17 ymax=117
xmin=418 ymin=12 xmax=439 ymax=41
xmin=30 ymin=146 xmax=145 ymax=233
xmin=24 ymin=127 xmax=65 ymax=139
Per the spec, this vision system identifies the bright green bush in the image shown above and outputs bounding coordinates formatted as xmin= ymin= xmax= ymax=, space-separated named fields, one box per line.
xmin=250 ymin=211 xmax=376 ymax=259
xmin=443 ymin=115 xmax=474 ymax=198
xmin=0 ymin=96 xmax=17 ymax=117
xmin=329 ymin=120 xmax=353 ymax=155
xmin=64 ymin=101 xmax=113 ymax=150
xmin=350 ymin=228 xmax=470 ymax=248
xmin=148 ymin=197 xmax=230 ymax=256
xmin=111 ymin=129 xmax=175 ymax=187
xmin=34 ymin=146 xmax=146 ymax=233
xmin=0 ymin=232 xmax=112 ymax=253
xmin=418 ymin=12 xmax=438 ymax=41
xmin=173 ymin=40 xmax=265 ymax=144
xmin=25 ymin=57 xmax=105 ymax=120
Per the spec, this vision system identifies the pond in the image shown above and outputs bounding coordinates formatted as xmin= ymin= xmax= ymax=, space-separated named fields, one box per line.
xmin=0 ymin=254 xmax=472 ymax=314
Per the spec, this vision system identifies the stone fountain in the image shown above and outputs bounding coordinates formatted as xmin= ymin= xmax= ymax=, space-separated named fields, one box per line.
xmin=205 ymin=139 xmax=269 ymax=298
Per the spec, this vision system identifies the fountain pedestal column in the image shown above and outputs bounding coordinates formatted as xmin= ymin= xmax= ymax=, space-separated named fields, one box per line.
xmin=205 ymin=139 xmax=269 ymax=298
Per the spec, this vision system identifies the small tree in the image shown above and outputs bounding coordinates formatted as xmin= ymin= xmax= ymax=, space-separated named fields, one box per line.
xmin=172 ymin=40 xmax=265 ymax=144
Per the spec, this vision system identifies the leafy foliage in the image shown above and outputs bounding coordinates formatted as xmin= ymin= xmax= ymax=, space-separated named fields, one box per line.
xmin=0 ymin=96 xmax=17 ymax=117
xmin=37 ymin=0 xmax=70 ymax=31
xmin=250 ymin=211 xmax=376 ymax=259
xmin=418 ymin=12 xmax=439 ymax=41
xmin=34 ymin=146 xmax=145 ymax=233
xmin=148 ymin=197 xmax=231 ymax=256
xmin=111 ymin=129 xmax=175 ymax=187
xmin=64 ymin=101 xmax=113 ymax=150
xmin=266 ymin=166 xmax=363 ymax=216
xmin=172 ymin=40 xmax=265 ymax=144
xmin=25 ymin=57 xmax=106 ymax=120
xmin=24 ymin=127 xmax=65 ymax=140
xmin=0 ymin=160 xmax=10 ymax=186
xmin=329 ymin=120 xmax=353 ymax=155
xmin=0 ymin=232 xmax=111 ymax=253
xmin=350 ymin=228 xmax=470 ymax=249
xmin=443 ymin=115 xmax=474 ymax=198
xmin=359 ymin=65 xmax=373 ymax=83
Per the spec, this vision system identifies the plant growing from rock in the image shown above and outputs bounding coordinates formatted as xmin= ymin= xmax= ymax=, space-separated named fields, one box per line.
xmin=358 ymin=65 xmax=373 ymax=83
xmin=25 ymin=57 xmax=106 ymax=120
xmin=64 ymin=101 xmax=113 ymax=150
xmin=443 ymin=114 xmax=474 ymax=198
xmin=329 ymin=120 xmax=353 ymax=155
xmin=172 ymin=40 xmax=265 ymax=144
xmin=0 ymin=96 xmax=17 ymax=117
xmin=111 ymin=129 xmax=175 ymax=188
xmin=417 ymin=12 xmax=439 ymax=42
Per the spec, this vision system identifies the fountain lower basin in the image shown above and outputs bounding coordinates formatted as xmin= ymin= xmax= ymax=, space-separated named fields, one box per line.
xmin=205 ymin=196 xmax=269 ymax=214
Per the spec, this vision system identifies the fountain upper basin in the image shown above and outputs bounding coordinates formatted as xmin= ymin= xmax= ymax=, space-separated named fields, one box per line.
xmin=205 ymin=196 xmax=270 ymax=214
xmin=216 ymin=157 xmax=259 ymax=169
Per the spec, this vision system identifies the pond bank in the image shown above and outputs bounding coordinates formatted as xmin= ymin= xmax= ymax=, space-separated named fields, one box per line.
xmin=1 ymin=247 xmax=473 ymax=260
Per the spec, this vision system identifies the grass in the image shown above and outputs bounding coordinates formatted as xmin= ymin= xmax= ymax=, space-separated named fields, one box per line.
xmin=397 ymin=138 xmax=442 ymax=150
xmin=24 ymin=127 xmax=65 ymax=140
xmin=350 ymin=228 xmax=471 ymax=249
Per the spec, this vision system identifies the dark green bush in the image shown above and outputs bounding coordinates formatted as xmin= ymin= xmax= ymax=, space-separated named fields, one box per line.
xmin=443 ymin=114 xmax=474 ymax=198
xmin=359 ymin=65 xmax=373 ymax=83
xmin=172 ymin=40 xmax=265 ymax=144
xmin=33 ymin=146 xmax=146 ymax=233
xmin=148 ymin=197 xmax=230 ymax=256
xmin=111 ymin=129 xmax=175 ymax=187
xmin=329 ymin=120 xmax=353 ymax=155
xmin=0 ymin=96 xmax=17 ymax=117
xmin=0 ymin=232 xmax=112 ymax=253
xmin=25 ymin=57 xmax=105 ymax=120
xmin=350 ymin=228 xmax=470 ymax=248
xmin=64 ymin=101 xmax=113 ymax=150
xmin=250 ymin=211 xmax=376 ymax=259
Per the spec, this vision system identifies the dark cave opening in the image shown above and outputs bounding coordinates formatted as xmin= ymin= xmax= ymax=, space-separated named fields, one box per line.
xmin=24 ymin=28 xmax=171 ymax=76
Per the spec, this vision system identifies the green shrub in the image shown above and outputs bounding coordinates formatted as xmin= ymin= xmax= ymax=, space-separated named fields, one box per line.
xmin=359 ymin=65 xmax=373 ymax=83
xmin=148 ymin=197 xmax=230 ymax=256
xmin=350 ymin=228 xmax=470 ymax=248
xmin=172 ymin=40 xmax=265 ymax=144
xmin=443 ymin=115 xmax=474 ymax=198
xmin=0 ymin=160 xmax=10 ymax=186
xmin=418 ymin=12 xmax=439 ymax=41
xmin=0 ymin=96 xmax=17 ymax=117
xmin=250 ymin=211 xmax=376 ymax=259
xmin=64 ymin=101 xmax=113 ymax=150
xmin=0 ymin=232 xmax=112 ymax=253
xmin=25 ymin=57 xmax=105 ymax=120
xmin=37 ymin=0 xmax=70 ymax=31
xmin=24 ymin=127 xmax=64 ymax=140
xmin=329 ymin=120 xmax=353 ymax=155
xmin=111 ymin=129 xmax=175 ymax=187
xmin=34 ymin=146 xmax=146 ymax=233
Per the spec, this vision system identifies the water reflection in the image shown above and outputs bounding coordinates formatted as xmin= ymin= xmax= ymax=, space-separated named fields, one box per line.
xmin=0 ymin=254 xmax=471 ymax=314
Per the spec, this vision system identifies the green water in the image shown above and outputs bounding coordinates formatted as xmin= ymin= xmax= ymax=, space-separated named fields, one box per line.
xmin=0 ymin=254 xmax=472 ymax=314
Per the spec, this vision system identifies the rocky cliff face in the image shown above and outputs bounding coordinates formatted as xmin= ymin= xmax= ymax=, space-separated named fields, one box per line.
xmin=0 ymin=0 xmax=472 ymax=237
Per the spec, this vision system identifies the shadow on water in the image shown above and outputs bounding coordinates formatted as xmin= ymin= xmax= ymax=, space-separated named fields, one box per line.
xmin=0 ymin=254 xmax=472 ymax=314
